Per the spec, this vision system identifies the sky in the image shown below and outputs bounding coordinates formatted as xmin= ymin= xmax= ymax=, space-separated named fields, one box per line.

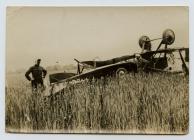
xmin=6 ymin=6 xmax=188 ymax=71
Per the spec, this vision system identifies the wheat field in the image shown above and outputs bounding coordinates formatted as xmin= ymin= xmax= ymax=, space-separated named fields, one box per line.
xmin=5 ymin=73 xmax=189 ymax=134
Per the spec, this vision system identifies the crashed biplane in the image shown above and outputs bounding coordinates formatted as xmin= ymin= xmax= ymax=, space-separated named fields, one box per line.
xmin=49 ymin=29 xmax=189 ymax=87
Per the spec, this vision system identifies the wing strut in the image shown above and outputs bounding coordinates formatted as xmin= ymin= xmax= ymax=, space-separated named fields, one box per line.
xmin=179 ymin=50 xmax=189 ymax=75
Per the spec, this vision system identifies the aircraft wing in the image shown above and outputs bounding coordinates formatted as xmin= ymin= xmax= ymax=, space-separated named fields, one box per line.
xmin=81 ymin=55 xmax=135 ymax=67
xmin=142 ymin=47 xmax=189 ymax=55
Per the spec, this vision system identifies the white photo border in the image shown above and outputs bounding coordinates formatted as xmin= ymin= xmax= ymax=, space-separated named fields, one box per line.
xmin=0 ymin=0 xmax=193 ymax=140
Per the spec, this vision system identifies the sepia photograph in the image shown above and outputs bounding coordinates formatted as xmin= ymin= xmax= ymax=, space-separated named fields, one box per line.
xmin=5 ymin=6 xmax=189 ymax=134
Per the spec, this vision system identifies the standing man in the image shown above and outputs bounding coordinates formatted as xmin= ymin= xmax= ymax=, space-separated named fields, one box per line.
xmin=25 ymin=59 xmax=47 ymax=92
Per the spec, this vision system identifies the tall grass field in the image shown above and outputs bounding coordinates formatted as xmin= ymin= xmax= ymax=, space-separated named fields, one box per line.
xmin=5 ymin=73 xmax=189 ymax=134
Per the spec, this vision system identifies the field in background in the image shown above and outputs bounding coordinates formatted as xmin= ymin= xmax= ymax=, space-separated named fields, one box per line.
xmin=5 ymin=73 xmax=189 ymax=134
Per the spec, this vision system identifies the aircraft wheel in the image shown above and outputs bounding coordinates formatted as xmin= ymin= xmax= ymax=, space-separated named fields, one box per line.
xmin=162 ymin=29 xmax=175 ymax=45
xmin=116 ymin=68 xmax=128 ymax=78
